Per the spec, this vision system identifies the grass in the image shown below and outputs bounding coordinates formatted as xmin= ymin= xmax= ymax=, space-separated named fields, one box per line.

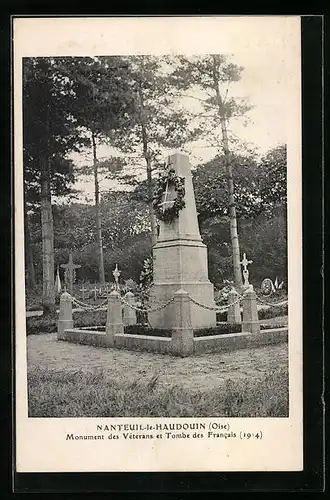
xmin=28 ymin=365 xmax=288 ymax=418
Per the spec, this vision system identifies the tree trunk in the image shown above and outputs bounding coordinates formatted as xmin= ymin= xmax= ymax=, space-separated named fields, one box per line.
xmin=24 ymin=206 xmax=36 ymax=289
xmin=40 ymin=155 xmax=55 ymax=313
xmin=92 ymin=131 xmax=105 ymax=285
xmin=219 ymin=119 xmax=243 ymax=289
xmin=137 ymin=83 xmax=157 ymax=247
xmin=144 ymin=147 xmax=158 ymax=247
xmin=212 ymin=55 xmax=243 ymax=289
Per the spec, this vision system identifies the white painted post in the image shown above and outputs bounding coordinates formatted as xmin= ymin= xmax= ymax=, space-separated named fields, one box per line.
xmin=227 ymin=288 xmax=241 ymax=324
xmin=106 ymin=290 xmax=124 ymax=346
xmin=171 ymin=289 xmax=194 ymax=357
xmin=57 ymin=292 xmax=73 ymax=340
xmin=123 ymin=292 xmax=137 ymax=326
xmin=242 ymin=289 xmax=260 ymax=333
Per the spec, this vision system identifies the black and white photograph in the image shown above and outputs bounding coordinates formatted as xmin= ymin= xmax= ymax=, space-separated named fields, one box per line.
xmin=14 ymin=16 xmax=303 ymax=473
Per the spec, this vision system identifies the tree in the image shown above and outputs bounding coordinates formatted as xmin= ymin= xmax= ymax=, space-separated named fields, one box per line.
xmin=192 ymin=145 xmax=288 ymax=286
xmin=258 ymin=144 xmax=287 ymax=218
xmin=171 ymin=54 xmax=252 ymax=289
xmin=193 ymin=153 xmax=261 ymax=223
xmin=108 ymin=55 xmax=199 ymax=246
xmin=51 ymin=191 xmax=151 ymax=284
xmin=57 ymin=56 xmax=135 ymax=284
xmin=239 ymin=214 xmax=287 ymax=284
xmin=23 ymin=57 xmax=86 ymax=312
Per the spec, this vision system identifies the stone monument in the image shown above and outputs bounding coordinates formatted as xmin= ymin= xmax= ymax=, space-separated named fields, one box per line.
xmin=148 ymin=152 xmax=216 ymax=329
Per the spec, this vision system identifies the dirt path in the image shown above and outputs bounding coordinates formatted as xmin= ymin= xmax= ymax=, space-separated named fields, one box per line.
xmin=27 ymin=333 xmax=288 ymax=391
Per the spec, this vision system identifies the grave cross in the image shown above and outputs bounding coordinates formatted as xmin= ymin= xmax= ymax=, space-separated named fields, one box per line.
xmin=159 ymin=181 xmax=175 ymax=213
xmin=240 ymin=252 xmax=253 ymax=287
xmin=112 ymin=264 xmax=121 ymax=291
xmin=91 ymin=284 xmax=99 ymax=301
xmin=79 ymin=285 xmax=88 ymax=300
xmin=60 ymin=253 xmax=81 ymax=295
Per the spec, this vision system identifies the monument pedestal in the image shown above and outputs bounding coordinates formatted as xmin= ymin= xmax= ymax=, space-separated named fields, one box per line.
xmin=148 ymin=153 xmax=216 ymax=329
xmin=149 ymin=280 xmax=216 ymax=329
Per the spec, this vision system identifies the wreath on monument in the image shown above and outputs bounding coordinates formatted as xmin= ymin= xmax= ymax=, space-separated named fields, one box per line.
xmin=153 ymin=168 xmax=186 ymax=223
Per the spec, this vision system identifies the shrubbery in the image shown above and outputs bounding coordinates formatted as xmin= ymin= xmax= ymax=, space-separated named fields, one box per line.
xmin=26 ymin=310 xmax=107 ymax=336
xmin=194 ymin=323 xmax=242 ymax=336
xmin=124 ymin=324 xmax=242 ymax=337
xmin=27 ymin=312 xmax=287 ymax=336
xmin=258 ymin=303 xmax=288 ymax=319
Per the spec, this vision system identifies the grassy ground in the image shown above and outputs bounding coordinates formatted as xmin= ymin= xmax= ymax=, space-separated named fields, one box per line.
xmin=27 ymin=332 xmax=288 ymax=418
xmin=28 ymin=365 xmax=288 ymax=418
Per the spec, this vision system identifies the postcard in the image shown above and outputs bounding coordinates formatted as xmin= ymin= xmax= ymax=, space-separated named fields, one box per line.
xmin=14 ymin=15 xmax=303 ymax=473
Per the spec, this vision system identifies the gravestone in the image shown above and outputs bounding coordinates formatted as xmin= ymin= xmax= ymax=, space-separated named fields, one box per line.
xmin=148 ymin=152 xmax=216 ymax=329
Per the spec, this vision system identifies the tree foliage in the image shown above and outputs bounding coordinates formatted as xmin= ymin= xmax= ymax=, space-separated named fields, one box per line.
xmin=193 ymin=145 xmax=287 ymax=223
xmin=193 ymin=145 xmax=287 ymax=286
xmin=193 ymin=153 xmax=261 ymax=222
xmin=169 ymin=54 xmax=253 ymax=288
xmin=258 ymin=144 xmax=287 ymax=216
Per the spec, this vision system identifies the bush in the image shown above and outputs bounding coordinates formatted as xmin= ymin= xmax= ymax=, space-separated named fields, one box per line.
xmin=26 ymin=312 xmax=58 ymax=335
xmin=26 ymin=310 xmax=107 ymax=336
xmin=125 ymin=324 xmax=242 ymax=337
xmin=27 ymin=366 xmax=288 ymax=417
xmin=194 ymin=323 xmax=242 ymax=336
xmin=27 ymin=315 xmax=286 ymax=337
xmin=216 ymin=311 xmax=228 ymax=322
xmin=125 ymin=325 xmax=172 ymax=337
xmin=258 ymin=303 xmax=288 ymax=320
xmin=25 ymin=285 xmax=43 ymax=311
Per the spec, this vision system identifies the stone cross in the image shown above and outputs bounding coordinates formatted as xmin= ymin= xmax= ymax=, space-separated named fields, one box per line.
xmin=240 ymin=253 xmax=253 ymax=287
xmin=60 ymin=253 xmax=81 ymax=295
xmin=112 ymin=264 xmax=121 ymax=291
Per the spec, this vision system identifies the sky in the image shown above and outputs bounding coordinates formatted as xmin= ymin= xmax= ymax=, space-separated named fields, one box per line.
xmin=68 ymin=51 xmax=288 ymax=204
xmin=39 ymin=16 xmax=299 ymax=204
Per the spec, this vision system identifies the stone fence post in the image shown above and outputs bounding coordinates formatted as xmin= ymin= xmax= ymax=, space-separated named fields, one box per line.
xmin=106 ymin=290 xmax=124 ymax=346
xmin=242 ymin=288 xmax=260 ymax=334
xmin=227 ymin=288 xmax=241 ymax=324
xmin=57 ymin=291 xmax=73 ymax=340
xmin=171 ymin=289 xmax=194 ymax=357
xmin=123 ymin=292 xmax=137 ymax=326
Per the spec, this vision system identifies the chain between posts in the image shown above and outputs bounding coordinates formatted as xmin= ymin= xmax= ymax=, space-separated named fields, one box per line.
xmin=69 ymin=290 xmax=247 ymax=314
xmin=189 ymin=293 xmax=243 ymax=312
xmin=72 ymin=299 xmax=107 ymax=308
xmin=120 ymin=293 xmax=243 ymax=314
xmin=120 ymin=295 xmax=176 ymax=313
xmin=71 ymin=297 xmax=108 ymax=311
